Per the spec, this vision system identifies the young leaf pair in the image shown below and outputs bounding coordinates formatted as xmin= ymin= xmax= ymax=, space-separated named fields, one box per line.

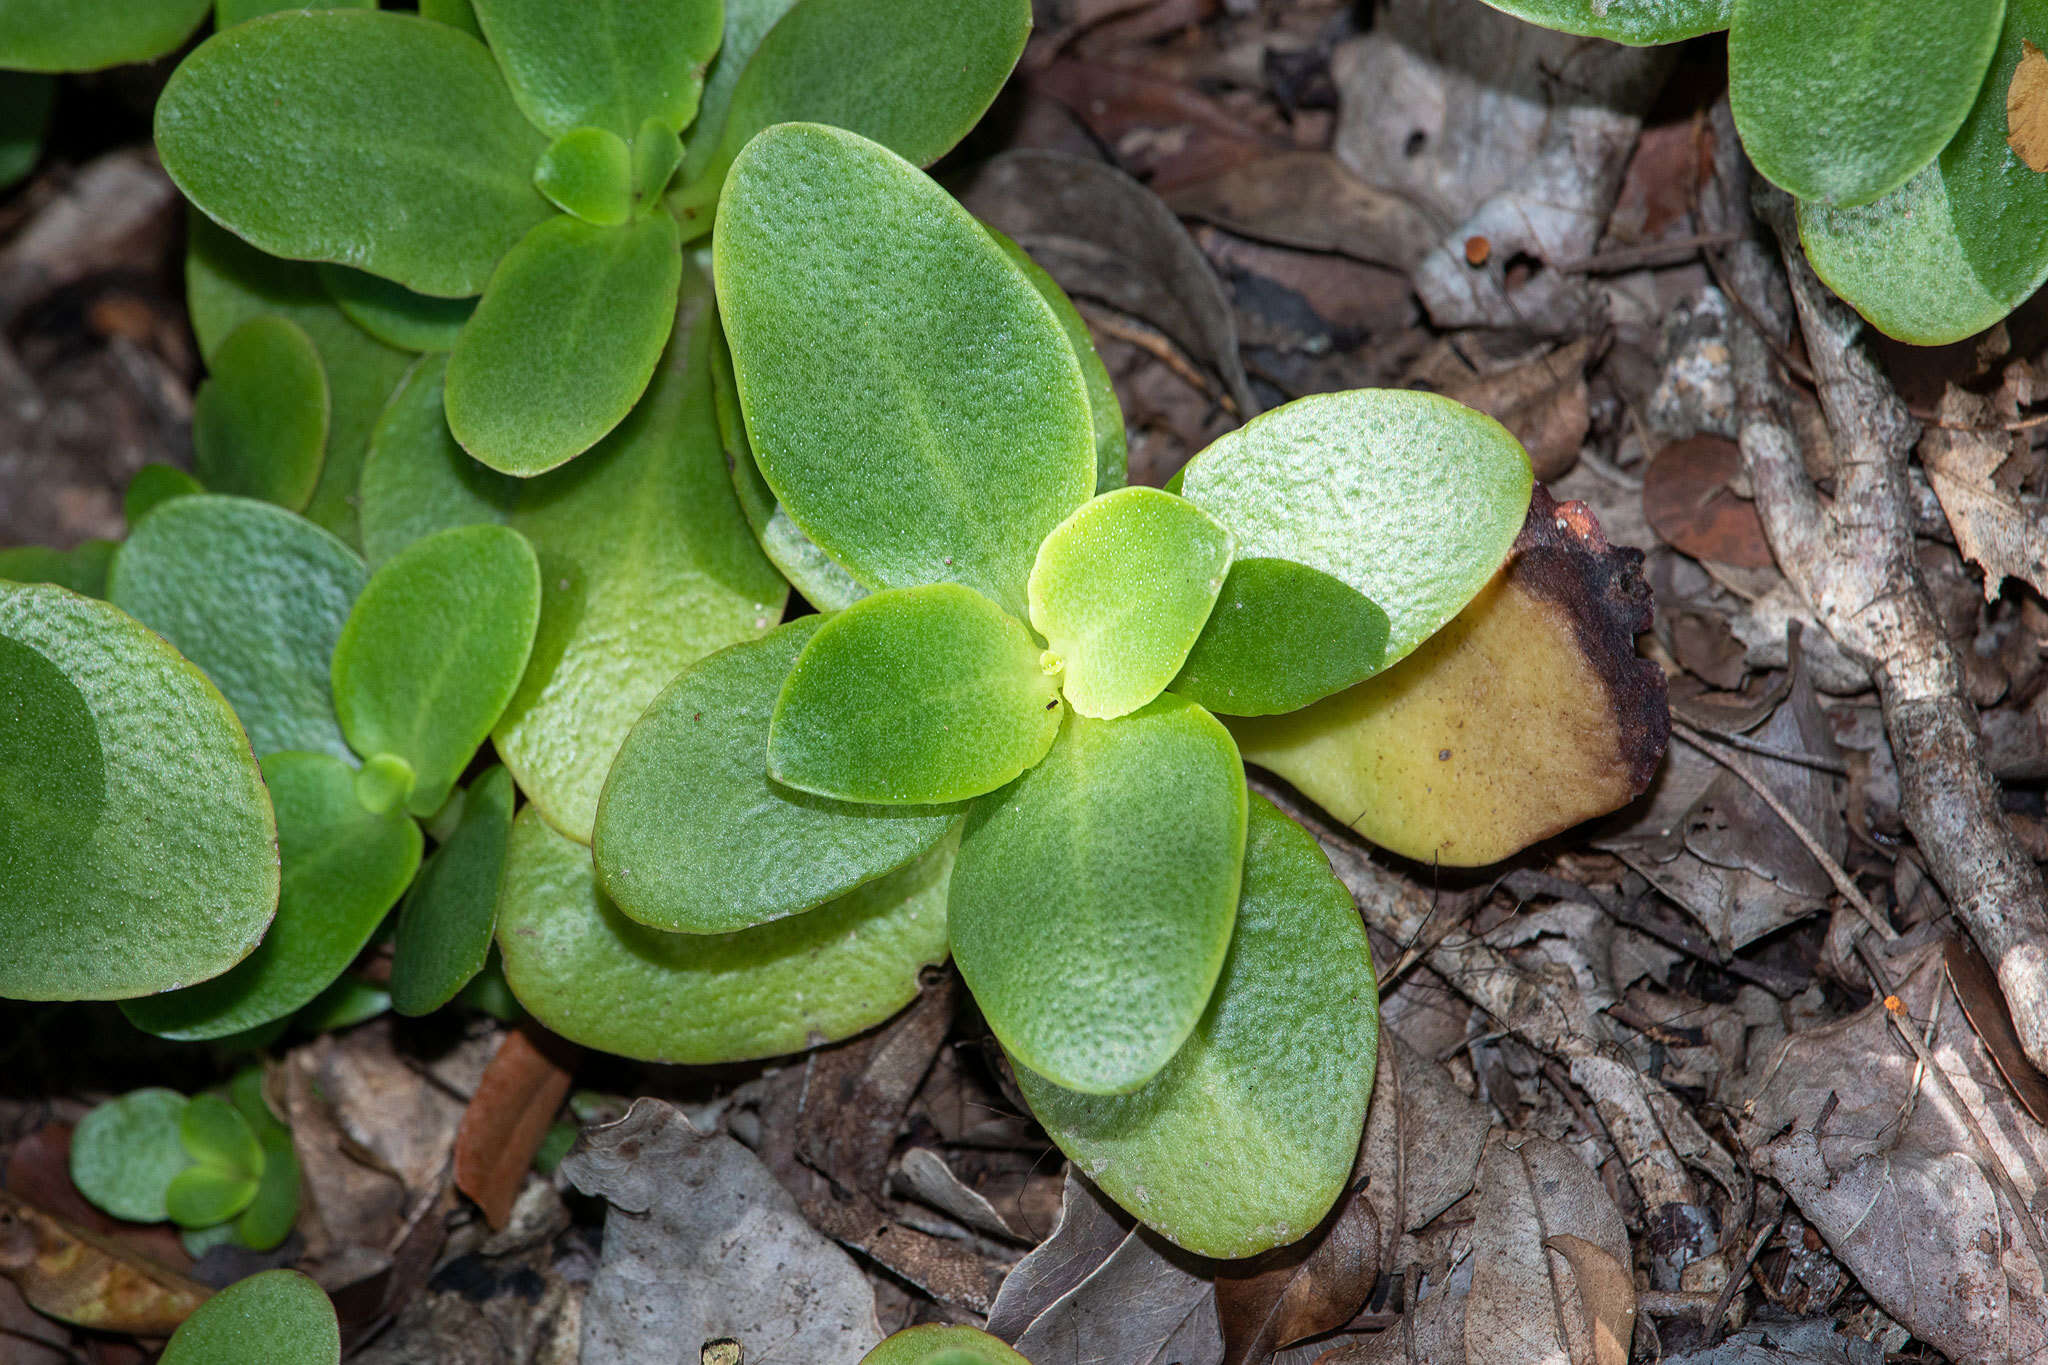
xmin=153 ymin=0 xmax=1030 ymax=477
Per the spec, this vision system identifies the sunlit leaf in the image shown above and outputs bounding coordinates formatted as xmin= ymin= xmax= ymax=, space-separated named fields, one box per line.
xmin=391 ymin=764 xmax=514 ymax=1015
xmin=70 ymin=1089 xmax=191 ymax=1223
xmin=316 ymin=265 xmax=476 ymax=353
xmin=359 ymin=354 xmax=521 ymax=566
xmin=863 ymin=1325 xmax=1032 ymax=1365
xmin=472 ymin=0 xmax=722 ymax=139
xmin=165 ymin=1094 xmax=263 ymax=1228
xmin=0 ymin=0 xmax=211 ymax=71
xmin=1472 ymin=0 xmax=1728 ymax=42
xmin=165 ymin=1165 xmax=259 ymax=1229
xmin=159 ymin=1270 xmax=338 ymax=1365
xmin=1169 ymin=558 xmax=1389 ymax=717
xmin=534 ymin=126 xmax=633 ymax=225
xmin=988 ymin=228 xmax=1127 ymax=494
xmin=193 ymin=315 xmax=329 ymax=512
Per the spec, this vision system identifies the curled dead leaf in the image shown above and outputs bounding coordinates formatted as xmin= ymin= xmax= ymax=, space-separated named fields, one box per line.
xmin=1945 ymin=933 xmax=2048 ymax=1127
xmin=0 ymin=1189 xmax=210 ymax=1336
xmin=2009 ymin=40 xmax=2048 ymax=173
xmin=1542 ymin=1234 xmax=1634 ymax=1365
xmin=454 ymin=1022 xmax=579 ymax=1230
xmin=1641 ymin=436 xmax=1774 ymax=569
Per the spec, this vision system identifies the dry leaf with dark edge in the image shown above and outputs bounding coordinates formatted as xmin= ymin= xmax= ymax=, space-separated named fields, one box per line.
xmin=1947 ymin=933 xmax=2048 ymax=1127
xmin=1166 ymin=152 xmax=1440 ymax=273
xmin=0 ymin=1189 xmax=210 ymax=1336
xmin=454 ymin=1022 xmax=579 ymax=1230
xmin=1641 ymin=435 xmax=1775 ymax=569
xmin=1542 ymin=1235 xmax=1634 ymax=1365
xmin=986 ymin=1167 xmax=1134 ymax=1342
xmin=2009 ymin=40 xmax=2048 ymax=172
xmin=1215 ymin=1172 xmax=1379 ymax=1365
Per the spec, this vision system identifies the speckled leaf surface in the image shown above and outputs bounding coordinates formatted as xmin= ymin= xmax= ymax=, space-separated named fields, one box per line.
xmin=770 ymin=584 xmax=1063 ymax=804
xmin=498 ymin=808 xmax=954 ymax=1064
xmin=359 ymin=354 xmax=521 ymax=567
xmin=109 ymin=495 xmax=366 ymax=762
xmin=69 ymin=1089 xmax=190 ymax=1223
xmin=1169 ymin=557 xmax=1390 ymax=717
xmin=950 ymin=695 xmax=1246 ymax=1095
xmin=156 ymin=10 xmax=552 ymax=296
xmin=473 ymin=0 xmax=720 ymax=140
xmin=715 ymin=123 xmax=1093 ymax=620
xmin=1730 ymin=0 xmax=2003 ymax=208
xmin=862 ymin=1325 xmax=1032 ymax=1365
xmin=446 ymin=211 xmax=682 ymax=475
xmin=316 ymin=265 xmax=476 ymax=353
xmin=1017 ymin=795 xmax=1379 ymax=1257
xmin=594 ymin=618 xmax=961 ymax=933
xmin=217 ymin=0 xmax=376 ymax=27
xmin=160 ymin=1271 xmax=338 ymax=1365
xmin=1473 ymin=0 xmax=1728 ymax=42
xmin=495 ymin=275 xmax=783 ymax=842
xmin=193 ymin=315 xmax=329 ymax=512
xmin=0 ymin=0 xmax=211 ymax=71
xmin=391 ymin=764 xmax=514 ymax=1015
xmin=1177 ymin=389 xmax=1531 ymax=678
xmin=988 ymin=228 xmax=1127 ymax=495
xmin=122 ymin=751 xmax=420 ymax=1040
xmin=1799 ymin=0 xmax=2048 ymax=345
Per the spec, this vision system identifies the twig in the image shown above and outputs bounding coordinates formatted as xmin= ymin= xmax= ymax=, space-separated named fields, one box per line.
xmin=1074 ymin=300 xmax=1240 ymax=417
xmin=1675 ymin=722 xmax=1849 ymax=776
xmin=1552 ymin=231 xmax=1747 ymax=275
xmin=1706 ymin=1212 xmax=1780 ymax=1346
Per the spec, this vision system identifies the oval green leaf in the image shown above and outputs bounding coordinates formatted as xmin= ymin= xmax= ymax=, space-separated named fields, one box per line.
xmin=0 ymin=540 xmax=116 ymax=598
xmin=631 ymin=118 xmax=683 ymax=209
xmin=316 ymin=265 xmax=478 ymax=353
xmin=988 ymin=227 xmax=1127 ymax=495
xmin=446 ymin=211 xmax=683 ymax=475
xmin=471 ymin=0 xmax=721 ymax=139
xmin=156 ymin=10 xmax=553 ymax=296
xmin=1169 ymin=558 xmax=1390 ymax=717
xmin=498 ymin=807 xmax=955 ymax=1063
xmin=0 ymin=72 xmax=53 ymax=189
xmin=421 ymin=0 xmax=481 ymax=34
xmin=359 ymin=355 xmax=522 ymax=567
xmin=715 ymin=122 xmax=1094 ymax=620
xmin=1029 ymin=487 xmax=1231 ymax=720
xmin=951 ymin=695 xmax=1247 ymax=1095
xmin=109 ymin=494 xmax=366 ymax=762
xmin=166 ymin=1164 xmax=261 ymax=1229
xmin=391 ymin=764 xmax=515 ymax=1016
xmin=1017 ymin=794 xmax=1379 ymax=1257
xmin=294 ymin=974 xmax=392 ymax=1031
xmin=1799 ymin=0 xmax=2048 ymax=345
xmin=594 ymin=618 xmax=962 ymax=933
xmin=494 ymin=276 xmax=785 ymax=842
xmin=122 ymin=751 xmax=422 ymax=1040
xmin=0 ymin=583 xmax=279 ymax=1001
xmin=126 ymin=464 xmax=205 ymax=525
xmin=1729 ymin=0 xmax=2003 ymax=208
xmin=218 ymin=0 xmax=376 ymax=26
xmin=0 ymin=0 xmax=211 ymax=71
xmin=534 ymin=126 xmax=633 ymax=226
xmin=1472 ymin=0 xmax=1729 ymax=42
xmin=1177 ymin=389 xmax=1531 ymax=679
xmin=160 ymin=1270 xmax=339 ymax=1365
xmin=193 ymin=315 xmax=330 ymax=512
xmin=236 ymin=1126 xmax=301 ymax=1251
xmin=70 ymin=1089 xmax=191 ymax=1224
xmin=863 ymin=1325 xmax=1032 ymax=1365
xmin=181 ymin=1092 xmax=264 ymax=1174
xmin=770 ymin=584 xmax=1063 ymax=804
xmin=331 ymin=523 xmax=541 ymax=816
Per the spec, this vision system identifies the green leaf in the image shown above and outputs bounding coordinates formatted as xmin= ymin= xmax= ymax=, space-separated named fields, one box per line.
xmin=181 ymin=1093 xmax=264 ymax=1173
xmin=670 ymin=0 xmax=1029 ymax=225
xmin=594 ymin=618 xmax=961 ymax=933
xmin=445 ymin=211 xmax=683 ymax=475
xmin=1728 ymin=0 xmax=2003 ymax=208
xmin=1798 ymin=0 xmax=2048 ymax=345
xmin=160 ymin=1270 xmax=339 ymax=1365
xmin=715 ymin=123 xmax=1094 ymax=619
xmin=1016 ymin=795 xmax=1378 ymax=1257
xmin=331 ymin=524 xmax=541 ymax=816
xmin=0 ymin=73 xmax=53 ymax=189
xmin=156 ymin=10 xmax=553 ymax=297
xmin=316 ymin=265 xmax=477 ymax=353
xmin=359 ymin=355 xmax=521 ymax=566
xmin=950 ymin=695 xmax=1247 ymax=1095
xmin=126 ymin=464 xmax=205 ymax=525
xmin=471 ymin=0 xmax=722 ymax=139
xmin=217 ymin=0 xmax=375 ymax=27
xmin=534 ymin=127 xmax=633 ymax=226
xmin=497 ymin=807 xmax=955 ymax=1063
xmin=679 ymin=0 xmax=798 ymax=185
xmin=0 ymin=583 xmax=278 ymax=1001
xmin=122 ymin=751 xmax=422 ymax=1040
xmin=1029 ymin=488 xmax=1231 ymax=720
xmin=193 ymin=316 xmax=330 ymax=512
xmin=70 ymin=1089 xmax=191 ymax=1223
xmin=1471 ymin=0 xmax=1729 ymax=42
xmin=494 ymin=274 xmax=785 ymax=842
xmin=391 ymin=764 xmax=515 ymax=1015
xmin=1177 ymin=389 xmax=1531 ymax=679
xmin=988 ymin=228 xmax=1126 ymax=494
xmin=1169 ymin=558 xmax=1390 ymax=717
xmin=0 ymin=540 xmax=117 ymax=598
xmin=186 ymin=214 xmax=415 ymax=549
xmin=420 ymin=0 xmax=481 ymax=35
xmin=236 ymin=1126 xmax=301 ymax=1251
xmin=109 ymin=495 xmax=365 ymax=761
xmin=630 ymin=118 xmax=684 ymax=210
xmin=352 ymin=752 xmax=416 ymax=814
xmin=770 ymin=584 xmax=1063 ymax=804
xmin=862 ymin=1326 xmax=1032 ymax=1365
xmin=294 ymin=974 xmax=392 ymax=1030
xmin=0 ymin=0 xmax=211 ymax=71
xmin=165 ymin=1164 xmax=261 ymax=1228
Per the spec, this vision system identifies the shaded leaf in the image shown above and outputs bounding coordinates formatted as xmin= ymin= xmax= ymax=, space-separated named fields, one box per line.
xmin=0 ymin=0 xmax=211 ymax=71
xmin=217 ymin=0 xmax=375 ymax=24
xmin=453 ymin=1022 xmax=578 ymax=1228
xmin=864 ymin=1325 xmax=1031 ymax=1365
xmin=0 ymin=1190 xmax=211 ymax=1336
xmin=988 ymin=227 xmax=1127 ymax=494
xmin=1543 ymin=1234 xmax=1634 ymax=1365
xmin=1473 ymin=0 xmax=1728 ymax=43
xmin=472 ymin=0 xmax=721 ymax=140
xmin=235 ymin=1126 xmax=300 ymax=1252
xmin=69 ymin=1090 xmax=190 ymax=1224
xmin=316 ymin=265 xmax=477 ymax=353
xmin=1010 ymin=1205 xmax=1223 ymax=1365
xmin=1170 ymin=558 xmax=1389 ymax=717
xmin=0 ymin=72 xmax=52 ymax=189
xmin=1641 ymin=435 xmax=1773 ymax=569
xmin=125 ymin=464 xmax=204 ymax=525
xmin=391 ymin=764 xmax=515 ymax=1015
xmin=986 ymin=1169 xmax=1133 ymax=1343
xmin=163 ymin=1164 xmax=259 ymax=1229
xmin=193 ymin=315 xmax=329 ymax=512
xmin=0 ymin=540 xmax=116 ymax=598
xmin=680 ymin=0 xmax=801 ymax=185
xmin=159 ymin=1269 xmax=337 ymax=1365
xmin=1216 ymin=1186 xmax=1379 ymax=1365
xmin=358 ymin=354 xmax=521 ymax=567
xmin=1946 ymin=933 xmax=2048 ymax=1127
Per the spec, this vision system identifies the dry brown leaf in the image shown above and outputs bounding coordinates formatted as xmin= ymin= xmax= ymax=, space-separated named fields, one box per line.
xmin=1542 ymin=1235 xmax=1634 ymax=1365
xmin=1443 ymin=338 xmax=1600 ymax=482
xmin=1641 ymin=436 xmax=1775 ymax=569
xmin=2009 ymin=40 xmax=2048 ymax=172
xmin=1463 ymin=1134 xmax=1630 ymax=1365
xmin=1921 ymin=388 xmax=2048 ymax=601
xmin=1215 ymin=1176 xmax=1379 ymax=1364
xmin=0 ymin=1190 xmax=209 ymax=1337
xmin=986 ymin=1168 xmax=1134 ymax=1343
xmin=454 ymin=1023 xmax=578 ymax=1230
xmin=1167 ymin=152 xmax=1440 ymax=272
xmin=1947 ymin=934 xmax=2048 ymax=1126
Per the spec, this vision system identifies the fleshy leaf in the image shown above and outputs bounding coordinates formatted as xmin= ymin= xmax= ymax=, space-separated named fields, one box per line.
xmin=420 ymin=0 xmax=481 ymax=34
xmin=0 ymin=72 xmax=53 ymax=189
xmin=594 ymin=618 xmax=961 ymax=933
xmin=534 ymin=127 xmax=633 ymax=226
xmin=236 ymin=1125 xmax=300 ymax=1251
xmin=715 ymin=123 xmax=1094 ymax=619
xmin=445 ymin=212 xmax=682 ymax=475
xmin=988 ymin=227 xmax=1127 ymax=494
xmin=471 ymin=0 xmax=722 ymax=139
xmin=1028 ymin=487 xmax=1231 ymax=720
xmin=122 ymin=752 xmax=422 ymax=1040
xmin=1729 ymin=0 xmax=2003 ymax=208
xmin=0 ymin=541 xmax=116 ymax=598
xmin=156 ymin=10 xmax=553 ymax=296
xmin=679 ymin=0 xmax=799 ymax=184
xmin=193 ymin=315 xmax=330 ymax=512
xmin=1017 ymin=794 xmax=1379 ymax=1258
xmin=159 ymin=1271 xmax=339 ymax=1365
xmin=950 ymin=695 xmax=1247 ymax=1095
xmin=181 ymin=1093 xmax=263 ymax=1173
xmin=125 ymin=465 xmax=204 ymax=525
xmin=109 ymin=494 xmax=365 ymax=762
xmin=1471 ymin=0 xmax=1728 ymax=42
xmin=359 ymin=354 xmax=521 ymax=566
xmin=0 ymin=0 xmax=211 ymax=71
xmin=863 ymin=1325 xmax=1032 ymax=1365
xmin=316 ymin=265 xmax=477 ymax=353
xmin=1 ymin=585 xmax=278 ymax=1002
xmin=165 ymin=1165 xmax=260 ymax=1229
xmin=331 ymin=523 xmax=541 ymax=816
xmin=70 ymin=1090 xmax=191 ymax=1224
xmin=769 ymin=584 xmax=1063 ymax=804
xmin=391 ymin=764 xmax=515 ymax=1015
xmin=497 ymin=807 xmax=954 ymax=1064
xmin=217 ymin=0 xmax=374 ymax=26
xmin=630 ymin=118 xmax=683 ymax=210
xmin=494 ymin=273 xmax=785 ymax=842
xmin=1799 ymin=0 xmax=2048 ymax=345
xmin=1169 ymin=558 xmax=1390 ymax=717
xmin=1176 ymin=389 xmax=1531 ymax=678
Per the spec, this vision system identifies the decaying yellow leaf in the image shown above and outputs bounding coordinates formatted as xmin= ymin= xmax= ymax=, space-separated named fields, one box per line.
xmin=0 ymin=1189 xmax=210 ymax=1336
xmin=2009 ymin=40 xmax=2048 ymax=173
